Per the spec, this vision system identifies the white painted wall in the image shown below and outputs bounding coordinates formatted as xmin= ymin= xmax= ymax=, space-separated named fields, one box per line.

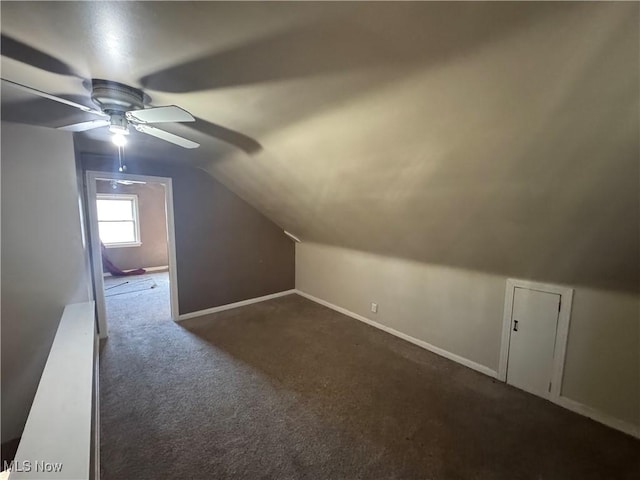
xmin=296 ymin=242 xmax=639 ymax=431
xmin=1 ymin=122 xmax=91 ymax=442
xmin=561 ymin=288 xmax=639 ymax=426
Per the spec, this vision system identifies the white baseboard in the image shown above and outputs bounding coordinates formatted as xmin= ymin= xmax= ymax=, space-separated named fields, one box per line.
xmin=556 ymin=396 xmax=639 ymax=439
xmin=177 ymin=289 xmax=297 ymax=321
xmin=144 ymin=265 xmax=169 ymax=272
xmin=103 ymin=265 xmax=168 ymax=277
xmin=295 ymin=289 xmax=498 ymax=379
xmin=295 ymin=289 xmax=640 ymax=439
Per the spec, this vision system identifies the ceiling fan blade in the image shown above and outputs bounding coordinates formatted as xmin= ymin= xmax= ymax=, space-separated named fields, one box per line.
xmin=126 ymin=105 xmax=194 ymax=124
xmin=58 ymin=119 xmax=110 ymax=132
xmin=117 ymin=180 xmax=146 ymax=185
xmin=1 ymin=34 xmax=80 ymax=77
xmin=135 ymin=124 xmax=199 ymax=149
xmin=1 ymin=78 xmax=106 ymax=117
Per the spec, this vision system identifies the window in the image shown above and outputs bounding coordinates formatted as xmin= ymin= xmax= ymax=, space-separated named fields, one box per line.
xmin=96 ymin=194 xmax=141 ymax=247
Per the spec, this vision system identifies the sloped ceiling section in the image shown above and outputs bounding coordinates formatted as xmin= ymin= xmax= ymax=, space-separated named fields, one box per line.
xmin=1 ymin=2 xmax=638 ymax=292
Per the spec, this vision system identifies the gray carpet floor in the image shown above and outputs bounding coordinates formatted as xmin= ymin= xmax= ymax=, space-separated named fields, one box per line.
xmin=103 ymin=273 xmax=162 ymax=299
xmin=100 ymin=280 xmax=639 ymax=479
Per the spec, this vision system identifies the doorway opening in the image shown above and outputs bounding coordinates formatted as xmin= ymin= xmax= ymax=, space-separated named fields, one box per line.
xmin=86 ymin=171 xmax=179 ymax=338
xmin=498 ymin=279 xmax=573 ymax=402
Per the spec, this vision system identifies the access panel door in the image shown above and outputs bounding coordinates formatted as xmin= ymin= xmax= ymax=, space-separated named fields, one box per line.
xmin=507 ymin=287 xmax=561 ymax=399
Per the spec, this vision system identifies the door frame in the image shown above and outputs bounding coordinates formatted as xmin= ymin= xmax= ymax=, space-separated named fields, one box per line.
xmin=498 ymin=278 xmax=573 ymax=400
xmin=86 ymin=170 xmax=180 ymax=338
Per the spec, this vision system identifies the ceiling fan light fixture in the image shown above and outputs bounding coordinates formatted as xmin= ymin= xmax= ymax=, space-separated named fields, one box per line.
xmin=108 ymin=112 xmax=129 ymax=135
xmin=109 ymin=124 xmax=129 ymax=134
xmin=111 ymin=132 xmax=127 ymax=147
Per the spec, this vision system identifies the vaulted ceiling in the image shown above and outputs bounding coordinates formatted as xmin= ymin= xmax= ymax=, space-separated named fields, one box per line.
xmin=2 ymin=2 xmax=638 ymax=292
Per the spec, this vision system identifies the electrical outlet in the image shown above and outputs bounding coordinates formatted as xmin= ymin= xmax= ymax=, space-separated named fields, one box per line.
xmin=371 ymin=303 xmax=378 ymax=313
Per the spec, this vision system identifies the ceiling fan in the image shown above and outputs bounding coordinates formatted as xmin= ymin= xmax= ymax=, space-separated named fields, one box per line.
xmin=2 ymin=78 xmax=200 ymax=149
xmin=99 ymin=178 xmax=146 ymax=189
xmin=1 ymin=34 xmax=263 ymax=153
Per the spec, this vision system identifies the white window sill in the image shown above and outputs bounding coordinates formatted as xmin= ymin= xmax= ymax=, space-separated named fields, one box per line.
xmin=104 ymin=242 xmax=142 ymax=248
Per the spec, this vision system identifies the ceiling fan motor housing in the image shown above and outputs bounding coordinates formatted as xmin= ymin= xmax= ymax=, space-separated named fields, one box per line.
xmin=91 ymin=79 xmax=145 ymax=135
xmin=91 ymin=79 xmax=144 ymax=113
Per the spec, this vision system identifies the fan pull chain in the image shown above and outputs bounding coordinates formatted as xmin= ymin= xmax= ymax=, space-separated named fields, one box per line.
xmin=117 ymin=144 xmax=127 ymax=172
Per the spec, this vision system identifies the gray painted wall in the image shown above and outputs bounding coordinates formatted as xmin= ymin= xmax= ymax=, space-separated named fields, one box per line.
xmin=191 ymin=2 xmax=638 ymax=297
xmin=81 ymin=154 xmax=295 ymax=314
xmin=96 ymin=180 xmax=169 ymax=271
xmin=1 ymin=122 xmax=92 ymax=442
xmin=296 ymin=242 xmax=640 ymax=430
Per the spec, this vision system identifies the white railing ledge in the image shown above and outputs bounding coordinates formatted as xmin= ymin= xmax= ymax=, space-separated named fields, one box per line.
xmin=9 ymin=301 xmax=96 ymax=479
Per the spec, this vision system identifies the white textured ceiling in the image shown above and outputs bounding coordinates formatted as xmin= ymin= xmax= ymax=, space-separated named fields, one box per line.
xmin=1 ymin=2 xmax=638 ymax=292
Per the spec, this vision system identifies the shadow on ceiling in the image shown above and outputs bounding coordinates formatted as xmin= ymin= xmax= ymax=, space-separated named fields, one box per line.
xmin=1 ymin=34 xmax=81 ymax=77
xmin=140 ymin=3 xmax=553 ymax=94
xmin=188 ymin=116 xmax=262 ymax=155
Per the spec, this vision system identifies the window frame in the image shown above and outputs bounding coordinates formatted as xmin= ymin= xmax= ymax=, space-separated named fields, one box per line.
xmin=96 ymin=193 xmax=142 ymax=248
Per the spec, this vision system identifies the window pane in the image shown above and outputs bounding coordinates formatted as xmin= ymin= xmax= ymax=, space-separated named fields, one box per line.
xmin=97 ymin=199 xmax=134 ymax=221
xmin=99 ymin=221 xmax=136 ymax=244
